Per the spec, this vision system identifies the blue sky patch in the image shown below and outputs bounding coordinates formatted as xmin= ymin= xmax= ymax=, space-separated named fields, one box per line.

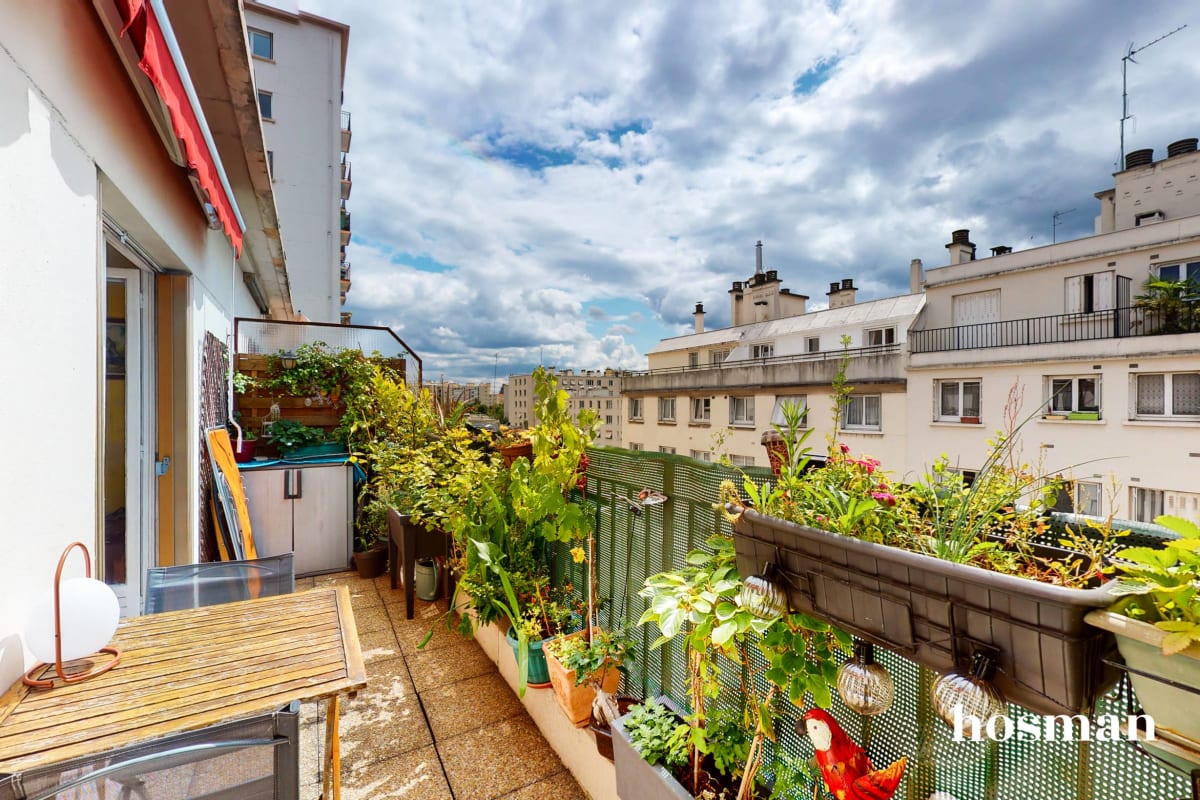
xmin=485 ymin=133 xmax=576 ymax=172
xmin=793 ymin=57 xmax=840 ymax=95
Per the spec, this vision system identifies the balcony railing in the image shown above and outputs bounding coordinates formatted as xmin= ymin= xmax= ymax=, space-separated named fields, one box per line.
xmin=623 ymin=342 xmax=901 ymax=377
xmin=910 ymin=304 xmax=1200 ymax=354
xmin=340 ymin=110 xmax=352 ymax=153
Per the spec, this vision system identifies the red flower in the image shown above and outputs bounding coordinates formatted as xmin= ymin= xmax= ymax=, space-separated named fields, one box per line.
xmin=839 ymin=443 xmax=850 ymax=454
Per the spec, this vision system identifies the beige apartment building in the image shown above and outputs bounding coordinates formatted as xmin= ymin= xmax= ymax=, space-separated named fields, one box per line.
xmin=505 ymin=368 xmax=625 ymax=444
xmin=907 ymin=137 xmax=1200 ymax=523
xmin=622 ymin=243 xmax=925 ymax=468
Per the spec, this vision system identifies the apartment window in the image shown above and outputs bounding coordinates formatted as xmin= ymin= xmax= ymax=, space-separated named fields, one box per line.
xmin=628 ymin=397 xmax=643 ymax=421
xmin=1064 ymin=271 xmax=1115 ymax=313
xmin=1130 ymin=487 xmax=1165 ymax=523
xmin=690 ymin=397 xmax=711 ymax=422
xmin=1047 ymin=376 xmax=1100 ymax=415
xmin=1076 ymin=481 xmax=1103 ymax=517
xmin=710 ymin=349 xmax=730 ymax=365
xmin=257 ymin=90 xmax=273 ymax=120
xmin=1134 ymin=372 xmax=1200 ymax=418
xmin=751 ymin=342 xmax=774 ymax=359
xmin=1155 ymin=260 xmax=1200 ymax=284
xmin=605 ymin=415 xmax=613 ymax=424
xmin=688 ymin=352 xmax=700 ymax=369
xmin=729 ymin=396 xmax=755 ymax=426
xmin=690 ymin=449 xmax=712 ymax=463
xmin=729 ymin=454 xmax=756 ymax=467
xmin=805 ymin=337 xmax=820 ymax=353
xmin=658 ymin=397 xmax=676 ymax=422
xmin=659 ymin=446 xmax=677 ymax=455
xmin=842 ymin=394 xmax=882 ymax=430
xmin=770 ymin=395 xmax=807 ymax=427
xmin=936 ymin=380 xmax=981 ymax=422
xmin=248 ymin=28 xmax=273 ymax=60
xmin=866 ymin=327 xmax=896 ymax=347
xmin=628 ymin=442 xmax=642 ymax=451
xmin=606 ymin=400 xmax=612 ymax=409
xmin=266 ymin=150 xmax=274 ymax=179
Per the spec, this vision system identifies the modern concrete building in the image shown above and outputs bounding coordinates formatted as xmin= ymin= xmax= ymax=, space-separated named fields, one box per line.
xmin=505 ymin=368 xmax=626 ymax=444
xmin=908 ymin=137 xmax=1200 ymax=523
xmin=244 ymin=1 xmax=351 ymax=323
xmin=1 ymin=0 xmax=293 ymax=678
xmin=623 ymin=243 xmax=925 ymax=467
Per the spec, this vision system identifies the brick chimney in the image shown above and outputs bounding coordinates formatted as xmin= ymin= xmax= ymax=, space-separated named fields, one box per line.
xmin=827 ymin=278 xmax=857 ymax=309
xmin=693 ymin=302 xmax=705 ymax=333
xmin=945 ymin=229 xmax=976 ymax=264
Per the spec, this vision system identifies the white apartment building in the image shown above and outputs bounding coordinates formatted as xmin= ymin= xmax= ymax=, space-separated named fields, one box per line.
xmin=624 ymin=243 xmax=925 ymax=467
xmin=504 ymin=368 xmax=626 ymax=444
xmin=244 ymin=1 xmax=351 ymax=323
xmin=907 ymin=136 xmax=1200 ymax=523
xmin=1 ymin=0 xmax=293 ymax=681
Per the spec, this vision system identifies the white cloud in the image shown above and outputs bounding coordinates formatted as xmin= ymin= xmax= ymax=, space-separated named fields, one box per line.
xmin=306 ymin=0 xmax=1200 ymax=381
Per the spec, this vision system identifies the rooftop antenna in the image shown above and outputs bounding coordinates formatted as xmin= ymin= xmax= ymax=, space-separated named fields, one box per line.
xmin=1120 ymin=24 xmax=1186 ymax=168
xmin=1052 ymin=208 xmax=1075 ymax=243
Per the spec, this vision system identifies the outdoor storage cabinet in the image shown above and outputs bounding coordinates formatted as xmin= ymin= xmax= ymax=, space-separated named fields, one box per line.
xmin=241 ymin=461 xmax=353 ymax=576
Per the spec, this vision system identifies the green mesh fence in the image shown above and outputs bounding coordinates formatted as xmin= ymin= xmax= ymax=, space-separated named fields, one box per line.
xmin=558 ymin=446 xmax=1191 ymax=800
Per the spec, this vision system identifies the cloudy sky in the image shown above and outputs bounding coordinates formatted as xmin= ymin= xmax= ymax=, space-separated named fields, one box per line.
xmin=303 ymin=0 xmax=1196 ymax=385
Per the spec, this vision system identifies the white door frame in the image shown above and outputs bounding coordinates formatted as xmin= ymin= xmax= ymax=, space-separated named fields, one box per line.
xmin=104 ymin=260 xmax=156 ymax=617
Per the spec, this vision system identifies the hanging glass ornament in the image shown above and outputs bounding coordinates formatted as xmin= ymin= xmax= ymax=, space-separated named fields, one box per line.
xmin=836 ymin=641 xmax=895 ymax=716
xmin=932 ymin=651 xmax=1007 ymax=741
xmin=738 ymin=562 xmax=788 ymax=621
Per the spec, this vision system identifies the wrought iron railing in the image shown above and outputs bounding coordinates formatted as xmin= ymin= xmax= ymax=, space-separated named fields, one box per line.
xmin=910 ymin=304 xmax=1200 ymax=354
xmin=623 ymin=342 xmax=901 ymax=378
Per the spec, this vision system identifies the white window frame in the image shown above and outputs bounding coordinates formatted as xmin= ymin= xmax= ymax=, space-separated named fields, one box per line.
xmin=805 ymin=337 xmax=820 ymax=353
xmin=628 ymin=397 xmax=643 ymax=421
xmin=710 ymin=349 xmax=730 ymax=365
xmin=1154 ymin=260 xmax=1200 ymax=284
xmin=729 ymin=454 xmax=756 ymax=467
xmin=658 ymin=397 xmax=676 ymax=422
xmin=935 ymin=379 xmax=982 ymax=422
xmin=628 ymin=442 xmax=642 ymax=451
xmin=771 ymin=395 xmax=807 ymax=427
xmin=1076 ymin=481 xmax=1103 ymax=517
xmin=1130 ymin=487 xmax=1165 ymax=523
xmin=690 ymin=397 xmax=711 ymax=423
xmin=659 ymin=446 xmax=676 ymax=455
xmin=841 ymin=394 xmax=882 ymax=431
xmin=1046 ymin=376 xmax=1101 ymax=416
xmin=257 ymin=90 xmax=273 ymax=120
xmin=688 ymin=352 xmax=700 ymax=369
xmin=729 ymin=396 xmax=755 ymax=426
xmin=248 ymin=28 xmax=274 ymax=60
xmin=690 ymin=449 xmax=712 ymax=463
xmin=865 ymin=327 xmax=896 ymax=347
xmin=1133 ymin=372 xmax=1200 ymax=419
xmin=1064 ymin=270 xmax=1115 ymax=313
xmin=751 ymin=342 xmax=774 ymax=359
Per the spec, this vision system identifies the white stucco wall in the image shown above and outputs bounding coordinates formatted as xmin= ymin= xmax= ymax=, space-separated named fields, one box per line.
xmin=0 ymin=4 xmax=259 ymax=687
xmin=246 ymin=8 xmax=343 ymax=323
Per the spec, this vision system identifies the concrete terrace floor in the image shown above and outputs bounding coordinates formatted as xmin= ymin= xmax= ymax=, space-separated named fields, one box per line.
xmin=297 ymin=571 xmax=588 ymax=800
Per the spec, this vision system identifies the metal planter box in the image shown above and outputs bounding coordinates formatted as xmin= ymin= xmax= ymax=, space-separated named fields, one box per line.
xmin=732 ymin=508 xmax=1118 ymax=716
xmin=611 ymin=704 xmax=694 ymax=800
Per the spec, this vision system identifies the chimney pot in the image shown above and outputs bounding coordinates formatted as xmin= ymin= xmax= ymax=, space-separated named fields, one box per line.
xmin=829 ymin=281 xmax=840 ymax=293
xmin=990 ymin=245 xmax=1012 ymax=256
xmin=694 ymin=302 xmax=704 ymax=314
xmin=1124 ymin=148 xmax=1154 ymax=169
xmin=951 ymin=229 xmax=971 ymax=244
xmin=766 ymin=270 xmax=777 ymax=281
xmin=1167 ymin=138 xmax=1198 ymax=158
xmin=841 ymin=278 xmax=854 ymax=290
xmin=909 ymin=258 xmax=924 ymax=294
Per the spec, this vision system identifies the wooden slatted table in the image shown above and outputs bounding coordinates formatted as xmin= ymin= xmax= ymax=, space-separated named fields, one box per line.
xmin=0 ymin=586 xmax=366 ymax=799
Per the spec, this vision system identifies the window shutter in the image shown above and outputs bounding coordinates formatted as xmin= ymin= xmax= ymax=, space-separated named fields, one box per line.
xmin=1094 ymin=271 xmax=1115 ymax=311
xmin=1065 ymin=276 xmax=1083 ymax=313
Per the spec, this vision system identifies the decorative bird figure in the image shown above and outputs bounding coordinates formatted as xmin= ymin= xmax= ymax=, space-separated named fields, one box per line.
xmin=801 ymin=709 xmax=907 ymax=800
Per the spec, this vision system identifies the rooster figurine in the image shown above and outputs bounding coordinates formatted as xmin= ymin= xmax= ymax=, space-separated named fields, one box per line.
xmin=801 ymin=709 xmax=907 ymax=800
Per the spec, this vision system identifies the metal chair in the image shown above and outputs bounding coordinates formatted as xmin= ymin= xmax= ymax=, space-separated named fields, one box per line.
xmin=143 ymin=553 xmax=295 ymax=615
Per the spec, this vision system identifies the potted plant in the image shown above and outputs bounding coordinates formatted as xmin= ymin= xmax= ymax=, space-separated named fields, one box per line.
xmin=725 ymin=385 xmax=1127 ymax=717
xmin=262 ymin=419 xmax=336 ymax=456
xmin=352 ymin=498 xmax=389 ymax=579
xmin=544 ymin=627 xmax=634 ymax=727
xmin=1087 ymin=514 xmax=1200 ymax=749
xmin=622 ymin=535 xmax=848 ymax=799
xmin=230 ymin=426 xmax=258 ymax=463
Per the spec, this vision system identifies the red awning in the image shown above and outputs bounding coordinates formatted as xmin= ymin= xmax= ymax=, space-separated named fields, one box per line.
xmin=115 ymin=0 xmax=243 ymax=256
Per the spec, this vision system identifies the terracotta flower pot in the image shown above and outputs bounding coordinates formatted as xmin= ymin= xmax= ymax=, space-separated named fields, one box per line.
xmin=498 ymin=440 xmax=534 ymax=467
xmin=545 ymin=630 xmax=622 ymax=727
xmin=352 ymin=543 xmax=387 ymax=579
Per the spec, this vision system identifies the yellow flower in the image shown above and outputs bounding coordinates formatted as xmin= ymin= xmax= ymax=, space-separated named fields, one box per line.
xmin=570 ymin=546 xmax=586 ymax=564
